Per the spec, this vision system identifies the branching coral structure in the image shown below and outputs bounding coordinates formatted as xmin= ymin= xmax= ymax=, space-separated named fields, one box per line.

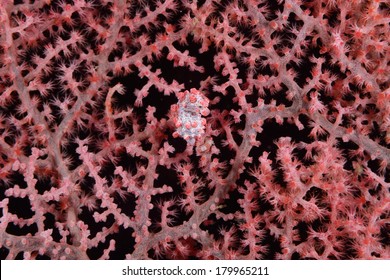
xmin=0 ymin=0 xmax=389 ymax=259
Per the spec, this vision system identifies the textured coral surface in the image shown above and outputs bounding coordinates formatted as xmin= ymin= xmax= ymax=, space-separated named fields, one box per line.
xmin=0 ymin=0 xmax=389 ymax=259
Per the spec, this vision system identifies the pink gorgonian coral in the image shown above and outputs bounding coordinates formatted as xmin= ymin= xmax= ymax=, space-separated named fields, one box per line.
xmin=0 ymin=0 xmax=389 ymax=260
